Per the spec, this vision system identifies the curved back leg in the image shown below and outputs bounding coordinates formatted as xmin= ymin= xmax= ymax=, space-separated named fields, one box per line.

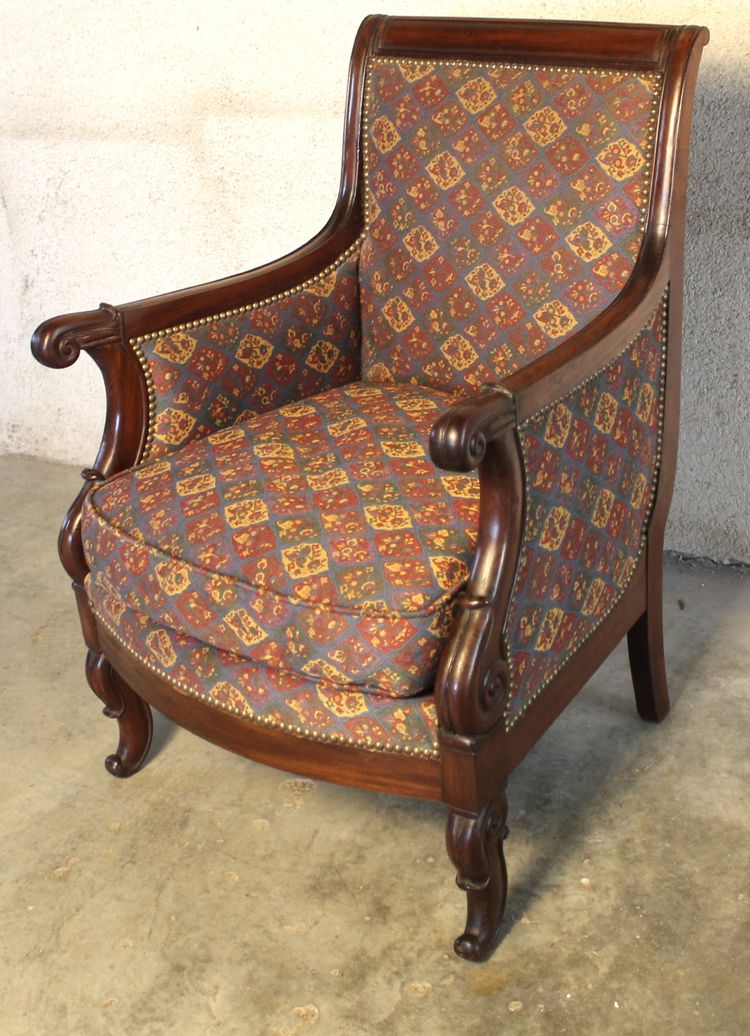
xmin=627 ymin=535 xmax=670 ymax=722
xmin=86 ymin=648 xmax=153 ymax=778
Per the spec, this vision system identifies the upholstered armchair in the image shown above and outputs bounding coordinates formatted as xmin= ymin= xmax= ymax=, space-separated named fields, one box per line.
xmin=32 ymin=17 xmax=707 ymax=960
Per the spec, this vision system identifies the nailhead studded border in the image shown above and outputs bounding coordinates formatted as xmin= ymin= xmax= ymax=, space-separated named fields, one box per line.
xmin=93 ymin=607 xmax=441 ymax=760
xmin=114 ymin=51 xmax=668 ymax=750
xmin=130 ymin=55 xmax=663 ymax=457
xmin=501 ymin=286 xmax=670 ymax=731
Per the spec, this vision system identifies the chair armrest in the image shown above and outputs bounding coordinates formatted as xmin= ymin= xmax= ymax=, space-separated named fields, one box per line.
xmin=32 ymin=224 xmax=365 ymax=463
xmin=31 ymin=12 xmax=381 ymax=464
xmin=429 ymin=386 xmax=515 ymax=473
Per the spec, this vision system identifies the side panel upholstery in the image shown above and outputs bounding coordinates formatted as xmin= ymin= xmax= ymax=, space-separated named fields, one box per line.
xmin=134 ymin=250 xmax=362 ymax=459
xmin=503 ymin=293 xmax=668 ymax=726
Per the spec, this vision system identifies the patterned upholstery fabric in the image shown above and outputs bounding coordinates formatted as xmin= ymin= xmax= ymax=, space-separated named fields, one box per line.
xmin=503 ymin=297 xmax=667 ymax=726
xmin=82 ymin=382 xmax=480 ymax=700
xmin=135 ymin=251 xmax=361 ymax=459
xmin=84 ymin=60 xmax=669 ymax=744
xmin=360 ymin=59 xmax=661 ymax=391
xmin=92 ymin=604 xmax=440 ymax=758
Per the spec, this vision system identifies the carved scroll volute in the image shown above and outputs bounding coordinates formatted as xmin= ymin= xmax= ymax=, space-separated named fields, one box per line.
xmin=430 ymin=389 xmax=524 ymax=736
xmin=31 ymin=305 xmax=150 ymax=586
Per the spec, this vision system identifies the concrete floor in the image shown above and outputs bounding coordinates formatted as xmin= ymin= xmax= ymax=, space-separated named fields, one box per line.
xmin=2 ymin=454 xmax=748 ymax=1035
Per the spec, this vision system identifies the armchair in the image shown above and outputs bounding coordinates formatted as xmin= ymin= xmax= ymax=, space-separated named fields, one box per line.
xmin=32 ymin=16 xmax=708 ymax=961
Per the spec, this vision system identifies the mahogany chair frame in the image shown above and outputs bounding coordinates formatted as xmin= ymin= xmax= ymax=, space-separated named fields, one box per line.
xmin=32 ymin=17 xmax=708 ymax=961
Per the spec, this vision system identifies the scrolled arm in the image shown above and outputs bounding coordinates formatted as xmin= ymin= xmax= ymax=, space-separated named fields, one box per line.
xmin=31 ymin=305 xmax=122 ymax=370
xmin=30 ymin=304 xmax=150 ymax=590
xmin=429 ymin=386 xmax=516 ymax=473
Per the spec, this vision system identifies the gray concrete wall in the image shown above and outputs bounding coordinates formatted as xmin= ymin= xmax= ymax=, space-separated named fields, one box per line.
xmin=1 ymin=1 xmax=748 ymax=560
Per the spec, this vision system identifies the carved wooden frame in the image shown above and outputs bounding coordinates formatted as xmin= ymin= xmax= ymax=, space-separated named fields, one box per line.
xmin=31 ymin=17 xmax=708 ymax=961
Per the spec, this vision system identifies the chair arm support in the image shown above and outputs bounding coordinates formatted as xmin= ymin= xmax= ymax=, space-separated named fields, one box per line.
xmin=31 ymin=305 xmax=150 ymax=593
xmin=430 ymin=389 xmax=523 ymax=737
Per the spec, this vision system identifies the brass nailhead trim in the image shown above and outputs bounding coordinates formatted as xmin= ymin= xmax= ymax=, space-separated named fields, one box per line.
xmin=129 ymin=236 xmax=366 ymax=461
xmin=125 ymin=54 xmax=667 ymax=727
xmin=129 ymin=338 xmax=158 ymax=452
xmin=134 ymin=57 xmax=662 ymax=458
xmin=92 ymin=607 xmax=440 ymax=760
xmin=503 ymin=287 xmax=670 ymax=731
xmin=372 ymin=57 xmax=664 ymax=76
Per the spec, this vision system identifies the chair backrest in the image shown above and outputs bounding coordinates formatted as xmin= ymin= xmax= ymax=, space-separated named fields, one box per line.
xmin=358 ymin=26 xmax=665 ymax=393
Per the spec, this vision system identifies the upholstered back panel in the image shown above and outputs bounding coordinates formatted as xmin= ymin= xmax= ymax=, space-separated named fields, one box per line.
xmin=360 ymin=58 xmax=661 ymax=392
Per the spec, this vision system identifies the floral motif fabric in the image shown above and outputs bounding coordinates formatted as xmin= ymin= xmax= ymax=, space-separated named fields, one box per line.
xmin=83 ymin=382 xmax=480 ymax=699
xmin=360 ymin=59 xmax=660 ymax=392
xmin=93 ymin=603 xmax=440 ymax=758
xmin=85 ymin=60 xmax=670 ymax=743
xmin=503 ymin=299 xmax=666 ymax=726
xmin=139 ymin=252 xmax=362 ymax=458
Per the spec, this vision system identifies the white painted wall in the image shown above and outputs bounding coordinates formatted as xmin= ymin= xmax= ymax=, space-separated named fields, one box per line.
xmin=1 ymin=1 xmax=748 ymax=560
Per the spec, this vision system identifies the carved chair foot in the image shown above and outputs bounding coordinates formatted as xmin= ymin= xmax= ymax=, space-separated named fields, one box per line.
xmin=446 ymin=793 xmax=509 ymax=962
xmin=85 ymin=649 xmax=153 ymax=777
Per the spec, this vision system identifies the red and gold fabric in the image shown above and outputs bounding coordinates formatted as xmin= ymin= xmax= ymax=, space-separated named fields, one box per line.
xmin=503 ymin=297 xmax=667 ymax=726
xmin=82 ymin=382 xmax=479 ymax=700
xmin=135 ymin=251 xmax=362 ymax=459
xmin=83 ymin=60 xmax=670 ymax=745
xmin=360 ymin=59 xmax=661 ymax=392
xmin=93 ymin=604 xmax=440 ymax=758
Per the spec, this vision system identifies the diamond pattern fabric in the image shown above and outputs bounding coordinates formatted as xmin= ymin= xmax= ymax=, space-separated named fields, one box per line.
xmin=137 ymin=251 xmax=362 ymax=459
xmin=92 ymin=604 xmax=440 ymax=758
xmin=503 ymin=297 xmax=666 ymax=726
xmin=81 ymin=58 xmax=670 ymax=743
xmin=360 ymin=59 xmax=660 ymax=391
xmin=82 ymin=382 xmax=480 ymax=699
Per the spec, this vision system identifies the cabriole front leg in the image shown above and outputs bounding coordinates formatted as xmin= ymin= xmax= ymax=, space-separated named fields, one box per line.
xmin=85 ymin=649 xmax=153 ymax=777
xmin=32 ymin=305 xmax=154 ymax=776
xmin=75 ymin=583 xmax=154 ymax=778
xmin=446 ymin=792 xmax=509 ymax=962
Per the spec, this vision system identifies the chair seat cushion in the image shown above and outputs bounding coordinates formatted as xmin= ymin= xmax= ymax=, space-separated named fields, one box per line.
xmin=82 ymin=382 xmax=480 ymax=698
xmin=92 ymin=601 xmax=440 ymax=759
